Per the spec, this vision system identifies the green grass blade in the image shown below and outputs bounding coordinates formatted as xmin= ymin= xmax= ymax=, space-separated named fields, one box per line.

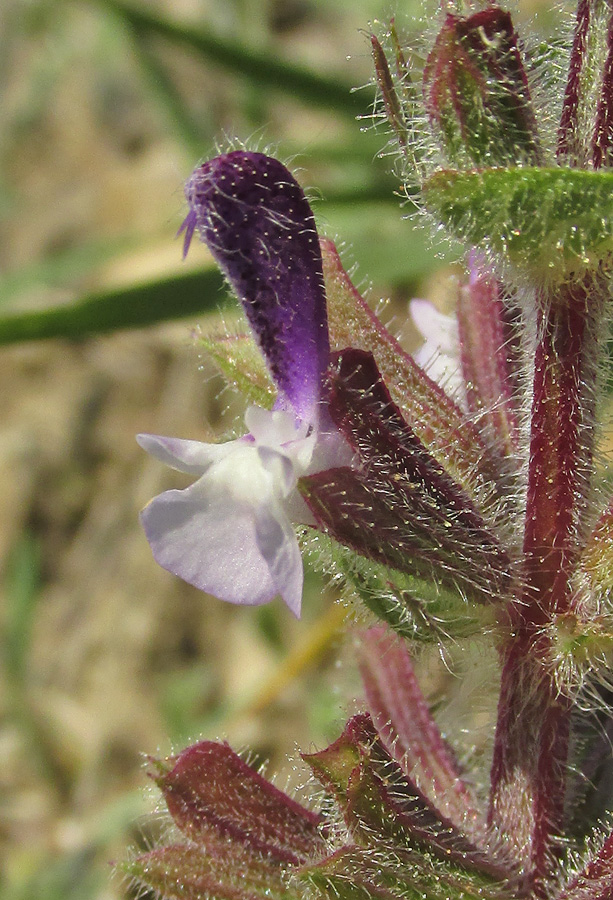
xmin=128 ymin=27 xmax=207 ymax=157
xmin=93 ymin=0 xmax=371 ymax=118
xmin=0 ymin=266 xmax=228 ymax=344
xmin=4 ymin=532 xmax=40 ymax=686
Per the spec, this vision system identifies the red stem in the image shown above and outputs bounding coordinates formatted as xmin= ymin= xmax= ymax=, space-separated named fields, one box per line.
xmin=592 ymin=12 xmax=613 ymax=168
xmin=558 ymin=0 xmax=590 ymax=162
xmin=558 ymin=0 xmax=613 ymax=168
xmin=489 ymin=277 xmax=603 ymax=892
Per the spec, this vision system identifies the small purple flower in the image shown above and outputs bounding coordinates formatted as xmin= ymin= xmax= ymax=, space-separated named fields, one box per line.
xmin=138 ymin=152 xmax=349 ymax=616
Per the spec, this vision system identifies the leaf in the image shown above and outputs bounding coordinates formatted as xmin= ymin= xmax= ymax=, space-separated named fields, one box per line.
xmin=127 ymin=27 xmax=205 ymax=157
xmin=422 ymin=166 xmax=613 ymax=280
xmin=3 ymin=532 xmax=40 ymax=686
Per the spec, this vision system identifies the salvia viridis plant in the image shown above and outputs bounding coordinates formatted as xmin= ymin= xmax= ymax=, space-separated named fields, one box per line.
xmin=126 ymin=2 xmax=613 ymax=899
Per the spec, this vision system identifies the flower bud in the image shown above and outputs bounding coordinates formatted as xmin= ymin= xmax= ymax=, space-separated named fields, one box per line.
xmin=423 ymin=7 xmax=541 ymax=167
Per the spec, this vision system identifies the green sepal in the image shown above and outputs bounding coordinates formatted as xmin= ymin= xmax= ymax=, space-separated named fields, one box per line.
xmin=124 ymin=843 xmax=294 ymax=900
xmin=199 ymin=331 xmax=276 ymax=408
xmin=423 ymin=167 xmax=613 ymax=280
xmin=296 ymin=846 xmax=506 ymax=900
xmin=301 ymin=529 xmax=496 ymax=644
xmin=303 ymin=715 xmax=507 ymax=881
xmin=550 ymin=612 xmax=613 ymax=670
xmin=579 ymin=500 xmax=613 ymax=607
xmin=302 ymin=715 xmax=370 ymax=802
xmin=297 ymin=847 xmax=428 ymax=900
xmin=548 ymin=499 xmax=613 ymax=678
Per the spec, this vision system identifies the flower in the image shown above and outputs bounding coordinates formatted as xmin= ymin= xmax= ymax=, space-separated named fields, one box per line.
xmin=138 ymin=151 xmax=349 ymax=616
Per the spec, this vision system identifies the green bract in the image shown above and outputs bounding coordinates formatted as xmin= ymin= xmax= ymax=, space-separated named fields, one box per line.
xmin=423 ymin=167 xmax=613 ymax=279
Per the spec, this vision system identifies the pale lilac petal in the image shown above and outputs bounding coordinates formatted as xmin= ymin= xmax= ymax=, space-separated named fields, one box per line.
xmin=255 ymin=509 xmax=303 ymax=617
xmin=257 ymin=446 xmax=296 ymax=497
xmin=410 ymin=298 xmax=458 ymax=354
xmin=308 ymin=424 xmax=354 ymax=473
xmin=409 ymin=299 xmax=464 ymax=399
xmin=137 ymin=433 xmax=234 ymax=475
xmin=245 ymin=406 xmax=306 ymax=447
xmin=141 ymin=480 xmax=281 ymax=606
xmin=184 ymin=152 xmax=329 ymax=422
xmin=283 ymin=490 xmax=317 ymax=528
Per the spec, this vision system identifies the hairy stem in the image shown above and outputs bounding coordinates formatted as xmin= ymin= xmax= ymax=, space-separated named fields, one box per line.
xmin=489 ymin=275 xmax=605 ymax=891
xmin=558 ymin=0 xmax=613 ymax=167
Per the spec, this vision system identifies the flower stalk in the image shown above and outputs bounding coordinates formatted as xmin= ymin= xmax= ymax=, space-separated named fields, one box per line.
xmin=128 ymin=3 xmax=613 ymax=900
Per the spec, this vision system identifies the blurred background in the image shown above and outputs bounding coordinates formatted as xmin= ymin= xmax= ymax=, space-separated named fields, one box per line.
xmin=0 ymin=0 xmax=559 ymax=897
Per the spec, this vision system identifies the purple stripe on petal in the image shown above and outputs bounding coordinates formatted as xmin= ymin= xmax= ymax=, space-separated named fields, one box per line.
xmin=184 ymin=151 xmax=329 ymax=422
